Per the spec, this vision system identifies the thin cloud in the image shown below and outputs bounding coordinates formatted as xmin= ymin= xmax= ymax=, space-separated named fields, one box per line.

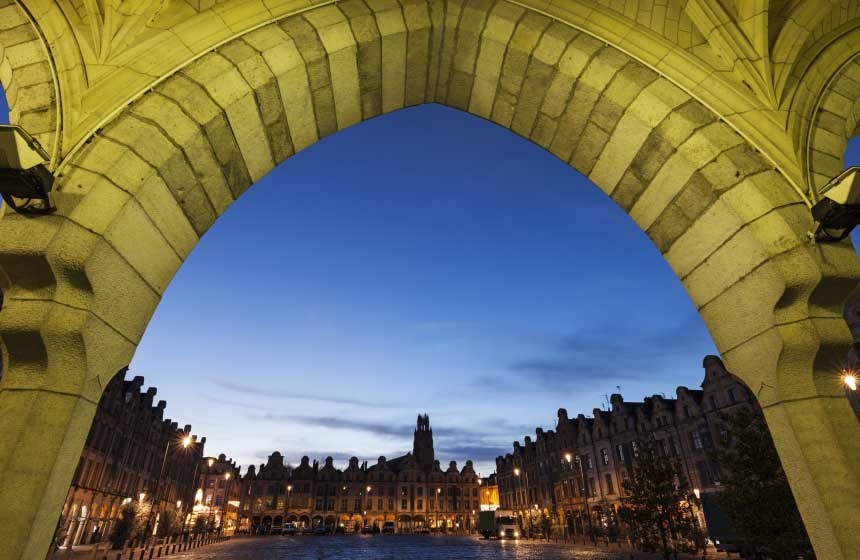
xmin=210 ymin=380 xmax=390 ymax=408
xmin=496 ymin=314 xmax=715 ymax=393
xmin=252 ymin=413 xmax=416 ymax=438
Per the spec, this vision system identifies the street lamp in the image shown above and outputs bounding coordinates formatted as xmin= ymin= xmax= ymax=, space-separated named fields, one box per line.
xmin=286 ymin=484 xmax=293 ymax=527
xmin=147 ymin=434 xmax=195 ymax=542
xmin=0 ymin=125 xmax=55 ymax=214
xmin=843 ymin=371 xmax=858 ymax=391
xmin=572 ymin=456 xmax=594 ymax=544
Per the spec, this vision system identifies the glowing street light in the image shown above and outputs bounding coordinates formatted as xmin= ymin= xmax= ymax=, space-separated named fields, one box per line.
xmin=843 ymin=371 xmax=858 ymax=391
xmin=693 ymin=488 xmax=701 ymax=500
xmin=207 ymin=458 xmax=214 ymax=467
xmin=564 ymin=453 xmax=572 ymax=463
xmin=139 ymin=493 xmax=146 ymax=502
xmin=225 ymin=472 xmax=231 ymax=480
xmin=513 ymin=468 xmax=520 ymax=477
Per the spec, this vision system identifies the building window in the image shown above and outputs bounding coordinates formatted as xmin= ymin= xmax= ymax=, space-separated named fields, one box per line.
xmin=691 ymin=431 xmax=704 ymax=450
xmin=341 ymin=499 xmax=347 ymax=510
xmin=417 ymin=487 xmax=423 ymax=497
xmin=215 ymin=495 xmax=223 ymax=506
xmin=631 ymin=441 xmax=639 ymax=458
xmin=315 ymin=499 xmax=323 ymax=510
xmin=401 ymin=499 xmax=408 ymax=509
xmin=585 ymin=455 xmax=593 ymax=469
xmin=600 ymin=449 xmax=610 ymax=465
xmin=615 ymin=444 xmax=624 ymax=462
xmin=605 ymin=475 xmax=614 ymax=495
xmin=377 ymin=498 xmax=383 ymax=509
xmin=417 ymin=499 xmax=423 ymax=509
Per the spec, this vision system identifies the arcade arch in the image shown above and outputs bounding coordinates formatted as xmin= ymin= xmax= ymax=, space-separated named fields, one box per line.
xmin=0 ymin=1 xmax=859 ymax=558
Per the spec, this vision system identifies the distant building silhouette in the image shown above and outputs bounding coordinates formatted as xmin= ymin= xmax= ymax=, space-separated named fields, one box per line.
xmin=238 ymin=414 xmax=480 ymax=534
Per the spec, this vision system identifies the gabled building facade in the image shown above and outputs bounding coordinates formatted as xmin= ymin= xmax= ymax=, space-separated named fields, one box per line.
xmin=497 ymin=356 xmax=756 ymax=536
xmin=238 ymin=415 xmax=480 ymax=534
xmin=54 ymin=370 xmax=205 ymax=547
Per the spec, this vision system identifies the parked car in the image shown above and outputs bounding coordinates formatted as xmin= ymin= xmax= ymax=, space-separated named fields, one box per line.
xmin=415 ymin=526 xmax=431 ymax=535
xmin=382 ymin=521 xmax=395 ymax=534
xmin=301 ymin=525 xmax=315 ymax=535
xmin=361 ymin=525 xmax=375 ymax=534
xmin=282 ymin=522 xmax=297 ymax=536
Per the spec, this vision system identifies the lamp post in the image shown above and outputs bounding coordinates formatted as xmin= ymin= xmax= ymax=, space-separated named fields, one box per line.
xmin=513 ymin=467 xmax=531 ymax=536
xmin=183 ymin=443 xmax=201 ymax=538
xmin=366 ymin=486 xmax=372 ymax=532
xmin=215 ymin=472 xmax=231 ymax=535
xmin=147 ymin=434 xmax=192 ymax=543
xmin=436 ymin=487 xmax=441 ymax=533
xmin=574 ymin=456 xmax=595 ymax=545
xmin=286 ymin=485 xmax=293 ymax=529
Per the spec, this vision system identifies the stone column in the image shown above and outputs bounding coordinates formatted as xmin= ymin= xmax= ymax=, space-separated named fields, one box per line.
xmin=0 ymin=212 xmax=140 ymax=560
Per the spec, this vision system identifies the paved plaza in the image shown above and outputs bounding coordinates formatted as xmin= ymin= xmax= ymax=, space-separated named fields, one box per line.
xmin=162 ymin=536 xmax=720 ymax=560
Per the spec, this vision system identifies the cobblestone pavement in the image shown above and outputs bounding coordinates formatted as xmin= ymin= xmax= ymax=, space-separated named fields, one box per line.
xmin=168 ymin=535 xmax=712 ymax=560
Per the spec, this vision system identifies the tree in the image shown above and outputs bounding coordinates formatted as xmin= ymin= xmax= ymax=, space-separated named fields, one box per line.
xmin=621 ymin=434 xmax=698 ymax=559
xmin=193 ymin=515 xmax=208 ymax=534
xmin=109 ymin=502 xmax=137 ymax=549
xmin=711 ymin=407 xmax=815 ymax=559
xmin=156 ymin=508 xmax=182 ymax=538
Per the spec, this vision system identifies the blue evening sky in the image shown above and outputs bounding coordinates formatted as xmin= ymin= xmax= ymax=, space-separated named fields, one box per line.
xmin=2 ymin=89 xmax=859 ymax=477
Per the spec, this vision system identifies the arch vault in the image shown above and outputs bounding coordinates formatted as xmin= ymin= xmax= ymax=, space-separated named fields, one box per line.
xmin=1 ymin=1 xmax=860 ymax=558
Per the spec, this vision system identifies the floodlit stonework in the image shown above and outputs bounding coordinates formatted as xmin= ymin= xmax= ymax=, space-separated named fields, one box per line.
xmin=1 ymin=1 xmax=860 ymax=558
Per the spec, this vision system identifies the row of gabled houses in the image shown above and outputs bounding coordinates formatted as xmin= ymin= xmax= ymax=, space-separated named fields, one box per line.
xmin=199 ymin=415 xmax=482 ymax=534
xmin=54 ymin=369 xmax=206 ymax=547
xmin=495 ymin=355 xmax=755 ymax=535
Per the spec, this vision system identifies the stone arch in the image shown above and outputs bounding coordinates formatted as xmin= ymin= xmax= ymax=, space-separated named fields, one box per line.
xmin=0 ymin=1 xmax=860 ymax=559
xmin=806 ymin=56 xmax=860 ymax=191
xmin=0 ymin=0 xmax=61 ymax=165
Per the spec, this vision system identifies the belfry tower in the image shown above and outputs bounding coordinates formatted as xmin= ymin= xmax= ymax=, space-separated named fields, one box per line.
xmin=413 ymin=414 xmax=435 ymax=470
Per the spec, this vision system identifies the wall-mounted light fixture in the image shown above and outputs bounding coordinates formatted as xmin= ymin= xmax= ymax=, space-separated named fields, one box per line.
xmin=810 ymin=167 xmax=860 ymax=242
xmin=0 ymin=125 xmax=54 ymax=215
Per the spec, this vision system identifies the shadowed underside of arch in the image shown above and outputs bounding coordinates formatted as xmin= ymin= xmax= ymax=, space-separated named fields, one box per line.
xmin=1 ymin=1 xmax=860 ymax=559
